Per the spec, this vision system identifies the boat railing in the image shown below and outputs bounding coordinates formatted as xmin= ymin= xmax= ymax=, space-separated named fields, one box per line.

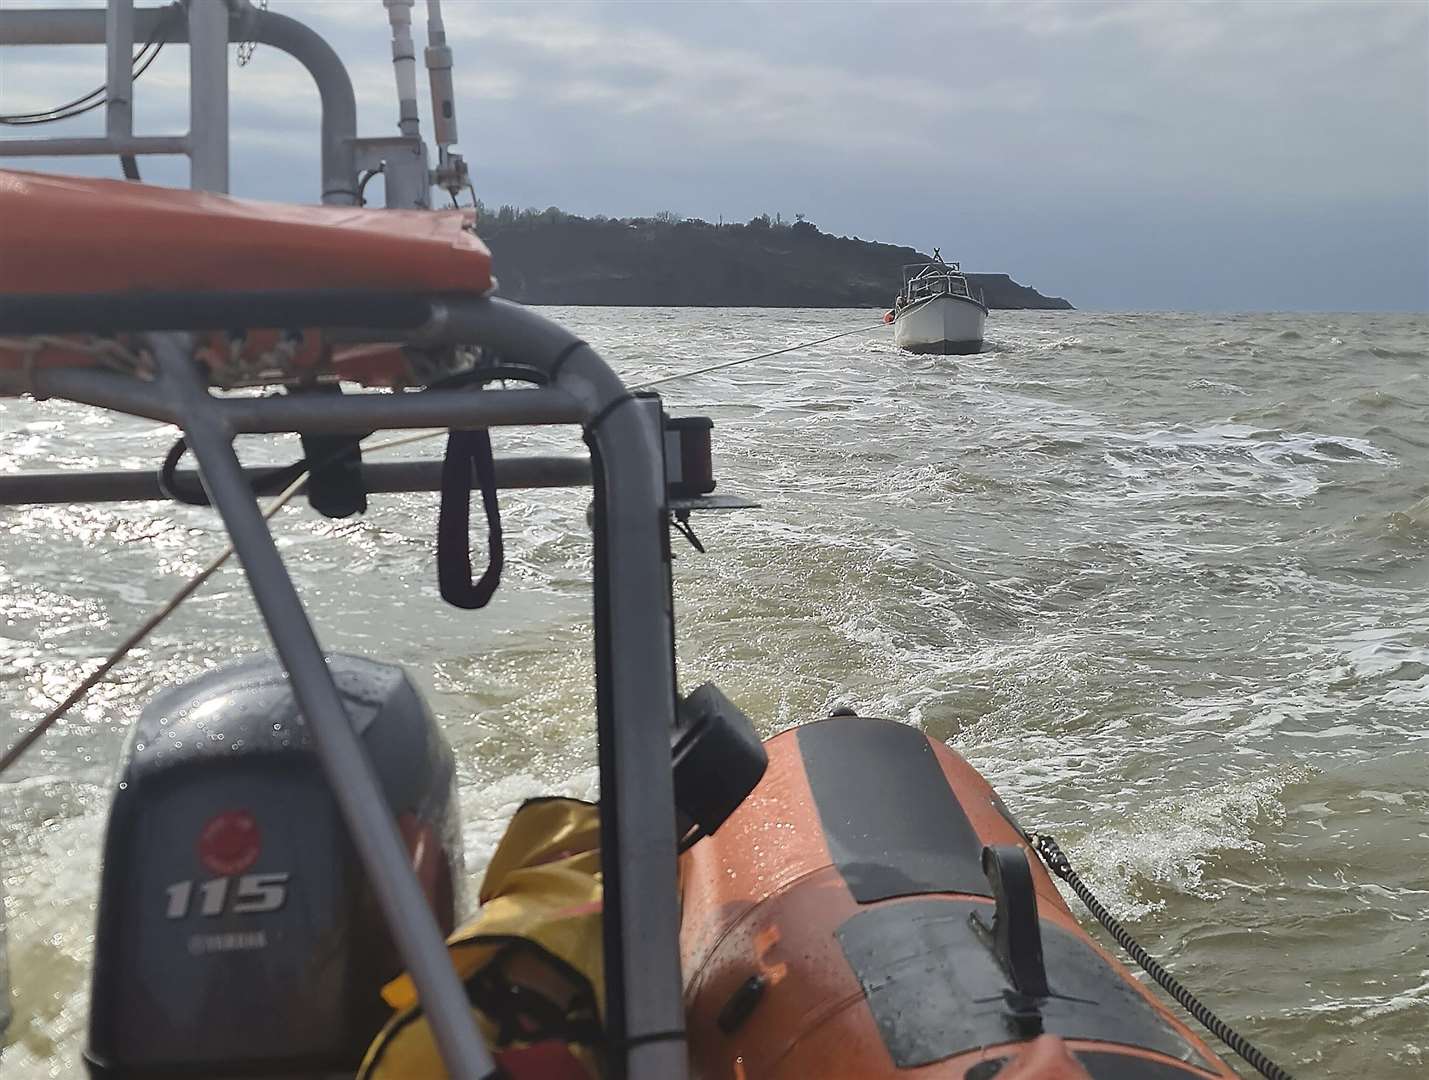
xmin=0 ymin=1 xmax=364 ymax=203
xmin=0 ymin=292 xmax=692 ymax=1080
xmin=0 ymin=2 xmax=689 ymax=1075
xmin=903 ymin=268 xmax=972 ymax=302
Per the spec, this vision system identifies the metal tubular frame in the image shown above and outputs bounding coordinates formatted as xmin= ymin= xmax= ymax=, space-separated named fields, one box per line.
xmin=148 ymin=332 xmax=498 ymax=1077
xmin=185 ymin=0 xmax=227 ymax=192
xmin=0 ymin=135 xmax=188 ymax=158
xmin=5 ymin=298 xmax=690 ymax=1079
xmin=103 ymin=0 xmax=133 ymax=140
xmin=0 ymin=3 xmax=359 ymax=203
xmin=2 ymin=4 xmax=688 ymax=1073
xmin=0 ymin=456 xmax=594 ymax=506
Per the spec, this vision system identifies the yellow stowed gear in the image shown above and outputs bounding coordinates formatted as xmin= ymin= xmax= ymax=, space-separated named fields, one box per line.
xmin=359 ymin=797 xmax=606 ymax=1079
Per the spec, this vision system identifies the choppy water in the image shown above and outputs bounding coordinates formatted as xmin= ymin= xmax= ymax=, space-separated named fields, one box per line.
xmin=1 ymin=309 xmax=1427 ymax=1077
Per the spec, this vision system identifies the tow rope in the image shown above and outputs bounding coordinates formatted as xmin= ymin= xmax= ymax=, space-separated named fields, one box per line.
xmin=635 ymin=321 xmax=886 ymax=389
xmin=0 ymin=320 xmax=886 ymax=771
xmin=1026 ymin=832 xmax=1296 ymax=1080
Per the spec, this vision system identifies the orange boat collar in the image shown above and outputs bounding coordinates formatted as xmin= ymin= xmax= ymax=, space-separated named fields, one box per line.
xmin=0 ymin=168 xmax=493 ymax=298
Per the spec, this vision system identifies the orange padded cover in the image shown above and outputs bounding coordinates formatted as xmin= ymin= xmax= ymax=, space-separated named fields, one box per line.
xmin=0 ymin=168 xmax=491 ymax=296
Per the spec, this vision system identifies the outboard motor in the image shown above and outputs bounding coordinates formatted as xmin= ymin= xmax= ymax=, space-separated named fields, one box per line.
xmin=85 ymin=654 xmax=463 ymax=1078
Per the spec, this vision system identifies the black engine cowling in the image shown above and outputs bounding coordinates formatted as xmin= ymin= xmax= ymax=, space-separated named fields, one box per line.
xmin=85 ymin=654 xmax=462 ymax=1078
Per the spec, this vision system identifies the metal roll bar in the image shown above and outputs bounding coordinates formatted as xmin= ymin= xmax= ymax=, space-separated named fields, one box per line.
xmin=3 ymin=295 xmax=690 ymax=1079
xmin=149 ymin=332 xmax=498 ymax=1075
xmin=3 ymin=0 xmax=687 ymax=1068
xmin=0 ymin=456 xmax=594 ymax=506
xmin=0 ymin=1 xmax=359 ymax=203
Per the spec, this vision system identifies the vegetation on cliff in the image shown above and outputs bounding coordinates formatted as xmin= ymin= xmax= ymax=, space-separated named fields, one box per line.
xmin=473 ymin=206 xmax=1073 ymax=310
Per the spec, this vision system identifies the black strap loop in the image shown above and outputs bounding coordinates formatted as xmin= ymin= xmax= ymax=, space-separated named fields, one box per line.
xmin=438 ymin=428 xmax=504 ymax=609
xmin=157 ymin=435 xmax=307 ymax=507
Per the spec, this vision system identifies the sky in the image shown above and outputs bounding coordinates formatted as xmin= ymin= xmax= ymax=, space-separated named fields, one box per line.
xmin=2 ymin=0 xmax=1426 ymax=312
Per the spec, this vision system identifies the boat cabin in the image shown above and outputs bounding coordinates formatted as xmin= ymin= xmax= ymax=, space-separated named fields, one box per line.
xmin=897 ymin=249 xmax=984 ymax=309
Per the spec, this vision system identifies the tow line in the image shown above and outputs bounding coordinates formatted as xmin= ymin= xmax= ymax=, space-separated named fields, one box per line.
xmin=1027 ymin=832 xmax=1296 ymax=1080
xmin=0 ymin=320 xmax=889 ymax=772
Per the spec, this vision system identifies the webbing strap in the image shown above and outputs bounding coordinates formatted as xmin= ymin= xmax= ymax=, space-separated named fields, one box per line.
xmin=437 ymin=428 xmax=504 ymax=609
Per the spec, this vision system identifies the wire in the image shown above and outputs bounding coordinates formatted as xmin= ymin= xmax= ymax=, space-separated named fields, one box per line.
xmin=0 ymin=5 xmax=177 ymax=127
xmin=1 ymin=40 xmax=164 ymax=126
xmin=0 ymin=85 xmax=107 ymax=124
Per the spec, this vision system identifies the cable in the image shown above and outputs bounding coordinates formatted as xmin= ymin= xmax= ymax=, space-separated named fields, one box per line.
xmin=1 ymin=40 xmax=164 ymax=125
xmin=1 ymin=40 xmax=161 ymax=126
xmin=0 ymin=5 xmax=178 ymax=126
xmin=1026 ymin=832 xmax=1296 ymax=1080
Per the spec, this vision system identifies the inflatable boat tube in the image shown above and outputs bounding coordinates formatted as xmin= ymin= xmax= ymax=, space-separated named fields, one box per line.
xmin=680 ymin=715 xmax=1237 ymax=1079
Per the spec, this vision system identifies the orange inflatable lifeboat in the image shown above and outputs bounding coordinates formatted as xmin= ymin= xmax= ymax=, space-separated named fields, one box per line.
xmin=680 ymin=714 xmax=1238 ymax=1080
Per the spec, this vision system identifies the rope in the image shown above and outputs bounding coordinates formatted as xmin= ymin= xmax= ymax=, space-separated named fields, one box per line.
xmin=329 ymin=322 xmax=889 ymax=457
xmin=0 ymin=322 xmax=885 ymax=771
xmin=1026 ymin=832 xmax=1296 ymax=1080
xmin=0 ymin=335 xmax=151 ymax=387
xmin=635 ymin=322 xmax=886 ymax=389
xmin=0 ymin=470 xmax=309 ymax=776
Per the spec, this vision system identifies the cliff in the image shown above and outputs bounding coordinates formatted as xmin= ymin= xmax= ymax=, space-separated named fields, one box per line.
xmin=475 ymin=211 xmax=1073 ymax=310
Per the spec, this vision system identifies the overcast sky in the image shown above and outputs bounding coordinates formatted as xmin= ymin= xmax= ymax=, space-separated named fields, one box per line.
xmin=3 ymin=0 xmax=1426 ymax=311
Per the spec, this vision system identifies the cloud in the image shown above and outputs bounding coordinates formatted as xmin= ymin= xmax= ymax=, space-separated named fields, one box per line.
xmin=1 ymin=0 xmax=1424 ymax=309
xmin=440 ymin=8 xmax=1045 ymax=160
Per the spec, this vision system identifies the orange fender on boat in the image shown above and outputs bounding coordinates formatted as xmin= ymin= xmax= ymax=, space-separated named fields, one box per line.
xmin=0 ymin=168 xmax=491 ymax=297
xmin=679 ymin=715 xmax=1238 ymax=1080
xmin=883 ymin=310 xmax=895 ymax=324
xmin=0 ymin=167 xmax=494 ymax=391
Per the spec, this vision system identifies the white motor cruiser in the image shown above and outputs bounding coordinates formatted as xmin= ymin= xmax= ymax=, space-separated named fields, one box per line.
xmin=891 ymin=249 xmax=988 ymax=354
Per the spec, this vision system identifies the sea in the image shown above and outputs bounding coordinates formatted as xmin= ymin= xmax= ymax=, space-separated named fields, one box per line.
xmin=1 ymin=308 xmax=1426 ymax=1077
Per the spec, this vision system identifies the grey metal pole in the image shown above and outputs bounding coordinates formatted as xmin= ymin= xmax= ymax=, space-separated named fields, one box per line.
xmin=0 ymin=456 xmax=593 ymax=506
xmin=150 ymin=334 xmax=497 ymax=1078
xmin=0 ymin=5 xmax=358 ymax=204
xmin=382 ymin=0 xmax=422 ymax=139
xmin=215 ymin=386 xmax=584 ymax=433
xmin=248 ymin=8 xmax=359 ymax=205
xmin=105 ymin=0 xmax=134 ymax=139
xmin=0 ymin=135 xmax=187 ymax=158
xmin=0 ymin=7 xmax=156 ymax=45
xmin=584 ymin=394 xmax=690 ymax=1080
xmin=424 ymin=0 xmax=457 ymax=158
xmin=187 ymin=0 xmax=228 ymax=192
xmin=421 ymin=300 xmax=693 ymax=1079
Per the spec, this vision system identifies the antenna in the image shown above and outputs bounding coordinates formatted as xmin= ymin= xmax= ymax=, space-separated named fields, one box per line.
xmin=424 ymin=0 xmax=469 ymax=202
xmin=382 ymin=0 xmax=421 ymax=139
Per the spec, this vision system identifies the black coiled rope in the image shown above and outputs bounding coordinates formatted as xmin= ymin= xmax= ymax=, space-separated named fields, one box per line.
xmin=1026 ymin=832 xmax=1295 ymax=1080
